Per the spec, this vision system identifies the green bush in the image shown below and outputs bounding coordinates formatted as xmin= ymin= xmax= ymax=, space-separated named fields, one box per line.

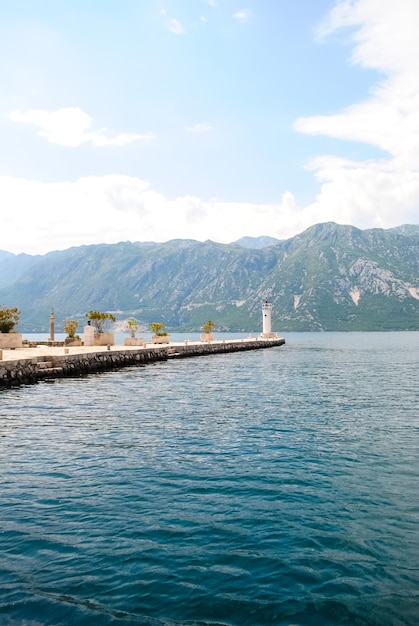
xmin=63 ymin=319 xmax=79 ymax=338
xmin=126 ymin=319 xmax=139 ymax=338
xmin=85 ymin=311 xmax=116 ymax=334
xmin=0 ymin=306 xmax=21 ymax=333
xmin=202 ymin=320 xmax=216 ymax=334
xmin=149 ymin=322 xmax=168 ymax=336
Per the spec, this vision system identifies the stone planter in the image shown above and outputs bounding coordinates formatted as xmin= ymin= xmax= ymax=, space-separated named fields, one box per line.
xmin=0 ymin=333 xmax=22 ymax=349
xmin=124 ymin=337 xmax=144 ymax=346
xmin=200 ymin=333 xmax=214 ymax=342
xmin=64 ymin=337 xmax=82 ymax=346
xmin=94 ymin=332 xmax=115 ymax=346
xmin=151 ymin=335 xmax=170 ymax=344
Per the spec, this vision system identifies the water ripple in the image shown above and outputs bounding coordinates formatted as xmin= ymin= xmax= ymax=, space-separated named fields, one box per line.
xmin=1 ymin=332 xmax=418 ymax=625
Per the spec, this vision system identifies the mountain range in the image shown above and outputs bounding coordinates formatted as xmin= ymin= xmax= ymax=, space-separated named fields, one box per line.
xmin=0 ymin=222 xmax=418 ymax=333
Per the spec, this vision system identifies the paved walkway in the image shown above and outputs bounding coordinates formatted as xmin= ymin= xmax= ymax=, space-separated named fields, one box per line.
xmin=0 ymin=338 xmax=266 ymax=362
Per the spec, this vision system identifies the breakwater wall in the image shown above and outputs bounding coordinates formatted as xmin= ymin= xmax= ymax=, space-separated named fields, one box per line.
xmin=167 ymin=338 xmax=285 ymax=358
xmin=0 ymin=338 xmax=285 ymax=389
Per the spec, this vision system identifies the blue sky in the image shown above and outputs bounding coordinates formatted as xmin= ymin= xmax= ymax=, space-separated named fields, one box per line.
xmin=1 ymin=0 xmax=418 ymax=254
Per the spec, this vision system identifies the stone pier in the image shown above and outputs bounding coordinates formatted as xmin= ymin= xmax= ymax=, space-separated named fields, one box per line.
xmin=0 ymin=338 xmax=285 ymax=389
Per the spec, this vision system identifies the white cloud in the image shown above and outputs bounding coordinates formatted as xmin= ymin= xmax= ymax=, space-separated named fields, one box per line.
xmin=0 ymin=174 xmax=313 ymax=255
xmin=233 ymin=10 xmax=251 ymax=23
xmin=159 ymin=8 xmax=184 ymax=34
xmin=185 ymin=122 xmax=213 ymax=133
xmin=2 ymin=1 xmax=418 ymax=257
xmin=9 ymin=107 xmax=152 ymax=147
xmin=295 ymin=0 xmax=419 ymax=227
xmin=302 ymin=156 xmax=419 ymax=229
xmin=168 ymin=18 xmax=184 ymax=35
xmin=0 ymin=170 xmax=415 ymax=255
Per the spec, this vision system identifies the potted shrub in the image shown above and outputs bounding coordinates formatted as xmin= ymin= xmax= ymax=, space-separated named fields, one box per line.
xmin=0 ymin=305 xmax=22 ymax=348
xmin=85 ymin=311 xmax=116 ymax=346
xmin=150 ymin=322 xmax=170 ymax=344
xmin=200 ymin=320 xmax=216 ymax=342
xmin=63 ymin=319 xmax=82 ymax=346
xmin=124 ymin=318 xmax=144 ymax=346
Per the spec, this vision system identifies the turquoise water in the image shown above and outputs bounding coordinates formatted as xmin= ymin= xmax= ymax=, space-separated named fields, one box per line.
xmin=1 ymin=332 xmax=418 ymax=625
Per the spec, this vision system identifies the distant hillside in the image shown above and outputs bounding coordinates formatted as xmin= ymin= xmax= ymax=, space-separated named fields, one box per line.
xmin=233 ymin=236 xmax=281 ymax=249
xmin=0 ymin=250 xmax=40 ymax=288
xmin=0 ymin=222 xmax=417 ymax=332
xmin=391 ymin=224 xmax=419 ymax=236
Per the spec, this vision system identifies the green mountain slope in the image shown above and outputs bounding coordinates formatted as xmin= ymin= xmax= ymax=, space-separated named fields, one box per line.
xmin=0 ymin=222 xmax=417 ymax=332
xmin=0 ymin=250 xmax=41 ymax=288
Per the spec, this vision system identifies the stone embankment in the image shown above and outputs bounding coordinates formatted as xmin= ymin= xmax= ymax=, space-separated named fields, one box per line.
xmin=0 ymin=338 xmax=285 ymax=389
xmin=165 ymin=338 xmax=285 ymax=358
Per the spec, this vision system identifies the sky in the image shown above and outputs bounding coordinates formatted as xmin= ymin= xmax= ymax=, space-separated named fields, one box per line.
xmin=1 ymin=0 xmax=419 ymax=255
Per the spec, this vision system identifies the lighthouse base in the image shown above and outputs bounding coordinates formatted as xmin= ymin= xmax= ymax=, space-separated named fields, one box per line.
xmin=258 ymin=332 xmax=278 ymax=339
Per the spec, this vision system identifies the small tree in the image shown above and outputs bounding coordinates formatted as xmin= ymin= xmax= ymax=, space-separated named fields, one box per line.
xmin=149 ymin=322 xmax=167 ymax=336
xmin=126 ymin=319 xmax=139 ymax=338
xmin=85 ymin=311 xmax=116 ymax=334
xmin=0 ymin=306 xmax=21 ymax=333
xmin=63 ymin=319 xmax=79 ymax=338
xmin=202 ymin=320 xmax=216 ymax=334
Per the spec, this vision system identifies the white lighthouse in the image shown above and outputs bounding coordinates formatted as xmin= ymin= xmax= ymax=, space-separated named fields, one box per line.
xmin=260 ymin=299 xmax=275 ymax=338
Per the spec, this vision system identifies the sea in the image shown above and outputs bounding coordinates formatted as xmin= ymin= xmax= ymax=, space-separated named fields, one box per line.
xmin=0 ymin=332 xmax=418 ymax=626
